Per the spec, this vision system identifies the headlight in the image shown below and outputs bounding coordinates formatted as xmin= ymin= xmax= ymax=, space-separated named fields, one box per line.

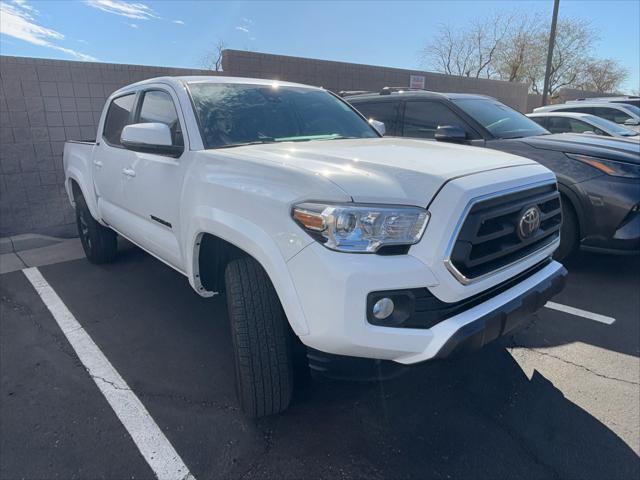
xmin=566 ymin=153 xmax=640 ymax=179
xmin=292 ymin=202 xmax=429 ymax=253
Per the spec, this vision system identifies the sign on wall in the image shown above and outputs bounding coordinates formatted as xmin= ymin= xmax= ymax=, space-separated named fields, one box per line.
xmin=409 ymin=75 xmax=425 ymax=89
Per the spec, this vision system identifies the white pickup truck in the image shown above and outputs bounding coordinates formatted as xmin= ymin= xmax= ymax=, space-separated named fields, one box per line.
xmin=64 ymin=76 xmax=567 ymax=417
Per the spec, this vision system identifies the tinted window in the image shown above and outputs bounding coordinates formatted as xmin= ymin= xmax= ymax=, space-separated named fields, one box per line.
xmin=403 ymin=101 xmax=476 ymax=139
xmin=188 ymin=83 xmax=378 ymax=149
xmin=556 ymin=106 xmax=593 ymax=115
xmin=351 ymin=101 xmax=400 ymax=135
xmin=529 ymin=117 xmax=547 ymax=128
xmin=454 ymin=98 xmax=548 ymax=139
xmin=103 ymin=94 xmax=135 ymax=146
xmin=546 ymin=117 xmax=601 ymax=135
xmin=138 ymin=90 xmax=183 ymax=146
xmin=591 ymin=106 xmax=632 ymax=124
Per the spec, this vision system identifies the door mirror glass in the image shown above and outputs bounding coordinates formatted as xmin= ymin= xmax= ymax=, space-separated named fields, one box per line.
xmin=369 ymin=119 xmax=386 ymax=136
xmin=624 ymin=118 xmax=640 ymax=126
xmin=434 ymin=125 xmax=467 ymax=142
xmin=121 ymin=123 xmax=182 ymax=157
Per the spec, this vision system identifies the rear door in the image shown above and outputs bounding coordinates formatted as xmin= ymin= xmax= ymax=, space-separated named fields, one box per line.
xmin=351 ymin=100 xmax=402 ymax=136
xmin=120 ymin=86 xmax=187 ymax=270
xmin=401 ymin=100 xmax=480 ymax=140
xmin=92 ymin=92 xmax=138 ymax=230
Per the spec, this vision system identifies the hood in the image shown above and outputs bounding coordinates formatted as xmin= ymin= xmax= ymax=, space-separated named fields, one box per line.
xmin=517 ymin=133 xmax=640 ymax=164
xmin=216 ymin=137 xmax=537 ymax=206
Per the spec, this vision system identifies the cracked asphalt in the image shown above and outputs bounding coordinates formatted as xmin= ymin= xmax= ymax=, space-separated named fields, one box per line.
xmin=1 ymin=246 xmax=639 ymax=480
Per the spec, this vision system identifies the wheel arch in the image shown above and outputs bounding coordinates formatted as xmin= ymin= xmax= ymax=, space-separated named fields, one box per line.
xmin=557 ymin=182 xmax=584 ymax=242
xmin=186 ymin=212 xmax=311 ymax=336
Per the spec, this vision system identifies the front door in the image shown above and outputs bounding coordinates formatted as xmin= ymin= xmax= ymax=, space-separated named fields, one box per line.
xmin=119 ymin=87 xmax=187 ymax=270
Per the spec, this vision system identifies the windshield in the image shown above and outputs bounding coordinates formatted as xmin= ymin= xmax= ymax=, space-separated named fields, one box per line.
xmin=585 ymin=114 xmax=639 ymax=136
xmin=453 ymin=98 xmax=549 ymax=139
xmin=620 ymin=104 xmax=640 ymax=116
xmin=187 ymin=83 xmax=378 ymax=149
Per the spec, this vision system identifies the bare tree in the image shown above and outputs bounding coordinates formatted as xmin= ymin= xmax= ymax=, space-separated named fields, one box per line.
xmin=420 ymin=12 xmax=628 ymax=97
xmin=577 ymin=58 xmax=628 ymax=93
xmin=527 ymin=18 xmax=597 ymax=97
xmin=421 ymin=14 xmax=512 ymax=79
xmin=200 ymin=39 xmax=226 ymax=71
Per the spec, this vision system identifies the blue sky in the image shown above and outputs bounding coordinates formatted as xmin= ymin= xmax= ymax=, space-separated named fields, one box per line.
xmin=1 ymin=0 xmax=638 ymax=92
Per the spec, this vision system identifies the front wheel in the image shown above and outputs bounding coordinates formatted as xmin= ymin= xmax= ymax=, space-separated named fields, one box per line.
xmin=224 ymin=257 xmax=294 ymax=418
xmin=75 ymin=193 xmax=118 ymax=264
xmin=554 ymin=198 xmax=578 ymax=261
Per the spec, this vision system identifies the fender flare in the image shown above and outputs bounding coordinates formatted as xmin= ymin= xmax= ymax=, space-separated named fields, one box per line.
xmin=557 ymin=182 xmax=584 ymax=241
xmin=185 ymin=206 xmax=311 ymax=336
xmin=66 ymin=167 xmax=103 ymax=224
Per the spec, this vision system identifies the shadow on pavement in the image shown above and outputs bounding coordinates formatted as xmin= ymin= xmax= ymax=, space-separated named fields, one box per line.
xmin=30 ymin=247 xmax=640 ymax=480
xmin=511 ymin=251 xmax=640 ymax=357
xmin=248 ymin=345 xmax=639 ymax=480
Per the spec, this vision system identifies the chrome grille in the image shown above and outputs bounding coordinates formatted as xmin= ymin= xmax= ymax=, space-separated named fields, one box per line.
xmin=448 ymin=183 xmax=561 ymax=282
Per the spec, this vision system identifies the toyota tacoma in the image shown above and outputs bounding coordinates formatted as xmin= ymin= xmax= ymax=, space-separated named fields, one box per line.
xmin=64 ymin=76 xmax=567 ymax=417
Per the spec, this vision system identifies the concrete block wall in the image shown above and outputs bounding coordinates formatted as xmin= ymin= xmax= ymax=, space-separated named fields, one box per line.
xmin=222 ymin=50 xmax=530 ymax=112
xmin=0 ymin=55 xmax=214 ymax=237
xmin=1 ymin=51 xmax=531 ymax=237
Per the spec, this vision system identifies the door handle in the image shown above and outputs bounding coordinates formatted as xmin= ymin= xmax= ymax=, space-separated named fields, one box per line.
xmin=122 ymin=168 xmax=136 ymax=177
xmin=93 ymin=160 xmax=103 ymax=168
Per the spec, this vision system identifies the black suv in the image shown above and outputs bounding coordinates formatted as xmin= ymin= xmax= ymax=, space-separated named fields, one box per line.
xmin=345 ymin=89 xmax=640 ymax=259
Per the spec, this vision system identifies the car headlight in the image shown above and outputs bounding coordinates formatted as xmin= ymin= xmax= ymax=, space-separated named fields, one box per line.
xmin=566 ymin=153 xmax=640 ymax=179
xmin=292 ymin=202 xmax=429 ymax=253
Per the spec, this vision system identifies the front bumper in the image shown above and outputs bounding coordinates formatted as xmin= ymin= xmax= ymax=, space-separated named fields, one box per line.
xmin=287 ymin=240 xmax=566 ymax=365
xmin=576 ymin=175 xmax=640 ymax=254
xmin=434 ymin=262 xmax=566 ymax=358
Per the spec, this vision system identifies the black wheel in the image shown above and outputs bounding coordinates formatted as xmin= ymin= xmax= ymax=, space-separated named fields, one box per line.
xmin=75 ymin=192 xmax=117 ymax=264
xmin=224 ymin=257 xmax=294 ymax=418
xmin=554 ymin=197 xmax=578 ymax=261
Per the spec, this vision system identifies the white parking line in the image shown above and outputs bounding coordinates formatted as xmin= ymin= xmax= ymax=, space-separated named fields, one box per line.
xmin=544 ymin=301 xmax=616 ymax=325
xmin=22 ymin=267 xmax=195 ymax=480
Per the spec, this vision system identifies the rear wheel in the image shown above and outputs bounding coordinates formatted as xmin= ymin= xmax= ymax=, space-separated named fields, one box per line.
xmin=75 ymin=192 xmax=117 ymax=264
xmin=554 ymin=197 xmax=578 ymax=261
xmin=224 ymin=257 xmax=294 ymax=418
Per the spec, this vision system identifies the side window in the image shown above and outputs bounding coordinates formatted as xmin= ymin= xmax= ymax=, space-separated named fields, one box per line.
xmin=138 ymin=90 xmax=184 ymax=147
xmin=103 ymin=94 xmax=136 ymax=146
xmin=568 ymin=119 xmax=597 ymax=134
xmin=352 ymin=101 xmax=400 ymax=135
xmin=403 ymin=101 xmax=477 ymax=139
xmin=529 ymin=117 xmax=547 ymax=128
xmin=559 ymin=106 xmax=593 ymax=115
xmin=546 ymin=116 xmax=572 ymax=134
xmin=591 ymin=107 xmax=631 ymax=124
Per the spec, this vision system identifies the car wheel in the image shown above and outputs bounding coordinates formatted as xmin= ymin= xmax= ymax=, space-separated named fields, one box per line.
xmin=75 ymin=192 xmax=118 ymax=264
xmin=554 ymin=198 xmax=578 ymax=261
xmin=224 ymin=256 xmax=294 ymax=417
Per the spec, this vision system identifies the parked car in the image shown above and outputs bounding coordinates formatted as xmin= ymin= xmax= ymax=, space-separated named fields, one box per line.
xmin=346 ymin=89 xmax=640 ymax=259
xmin=527 ymin=111 xmax=639 ymax=140
xmin=566 ymin=96 xmax=640 ymax=109
xmin=64 ymin=76 xmax=567 ymax=417
xmin=533 ymin=101 xmax=640 ymax=132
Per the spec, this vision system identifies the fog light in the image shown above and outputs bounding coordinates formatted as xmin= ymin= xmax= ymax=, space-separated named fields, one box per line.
xmin=372 ymin=297 xmax=394 ymax=320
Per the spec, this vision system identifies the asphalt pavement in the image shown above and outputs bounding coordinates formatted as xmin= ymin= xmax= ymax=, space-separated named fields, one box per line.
xmin=1 ymin=243 xmax=638 ymax=480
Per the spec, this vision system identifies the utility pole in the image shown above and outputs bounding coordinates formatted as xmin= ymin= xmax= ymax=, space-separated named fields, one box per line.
xmin=542 ymin=0 xmax=560 ymax=105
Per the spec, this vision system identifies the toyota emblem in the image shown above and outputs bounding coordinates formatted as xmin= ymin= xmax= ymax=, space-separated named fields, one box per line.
xmin=518 ymin=206 xmax=541 ymax=239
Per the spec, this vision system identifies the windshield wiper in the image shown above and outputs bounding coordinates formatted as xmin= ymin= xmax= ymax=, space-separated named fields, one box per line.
xmin=214 ymin=139 xmax=276 ymax=149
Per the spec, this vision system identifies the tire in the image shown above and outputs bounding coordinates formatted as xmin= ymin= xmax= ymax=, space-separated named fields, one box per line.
xmin=224 ymin=257 xmax=294 ymax=418
xmin=554 ymin=197 xmax=578 ymax=261
xmin=75 ymin=192 xmax=118 ymax=264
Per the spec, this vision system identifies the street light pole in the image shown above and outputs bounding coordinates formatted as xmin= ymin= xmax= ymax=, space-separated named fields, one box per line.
xmin=542 ymin=0 xmax=560 ymax=105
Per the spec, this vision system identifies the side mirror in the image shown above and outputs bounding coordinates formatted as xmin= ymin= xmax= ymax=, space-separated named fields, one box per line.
xmin=369 ymin=119 xmax=386 ymax=136
xmin=121 ymin=123 xmax=182 ymax=157
xmin=435 ymin=125 xmax=467 ymax=143
xmin=623 ymin=118 xmax=640 ymax=126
